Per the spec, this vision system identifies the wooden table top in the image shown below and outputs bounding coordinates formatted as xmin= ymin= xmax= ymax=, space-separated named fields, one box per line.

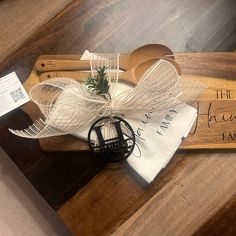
xmin=0 ymin=1 xmax=235 ymax=235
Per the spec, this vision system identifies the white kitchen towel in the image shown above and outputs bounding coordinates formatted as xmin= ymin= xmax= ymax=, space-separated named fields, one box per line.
xmin=125 ymin=103 xmax=197 ymax=183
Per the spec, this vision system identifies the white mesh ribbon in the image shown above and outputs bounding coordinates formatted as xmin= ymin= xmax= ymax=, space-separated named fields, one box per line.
xmin=9 ymin=55 xmax=205 ymax=138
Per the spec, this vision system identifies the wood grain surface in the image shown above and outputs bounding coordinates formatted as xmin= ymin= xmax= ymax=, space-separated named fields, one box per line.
xmin=1 ymin=0 xmax=235 ymax=79
xmin=0 ymin=0 xmax=236 ymax=235
xmin=0 ymin=0 xmax=73 ymax=64
xmin=112 ymin=152 xmax=236 ymax=236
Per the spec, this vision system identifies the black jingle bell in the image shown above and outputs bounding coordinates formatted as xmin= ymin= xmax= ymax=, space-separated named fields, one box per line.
xmin=88 ymin=116 xmax=135 ymax=162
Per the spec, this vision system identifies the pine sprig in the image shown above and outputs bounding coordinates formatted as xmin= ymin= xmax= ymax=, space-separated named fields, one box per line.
xmin=84 ymin=66 xmax=110 ymax=99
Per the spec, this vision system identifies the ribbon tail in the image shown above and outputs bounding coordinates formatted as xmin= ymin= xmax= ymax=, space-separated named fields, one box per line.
xmin=9 ymin=78 xmax=106 ymax=139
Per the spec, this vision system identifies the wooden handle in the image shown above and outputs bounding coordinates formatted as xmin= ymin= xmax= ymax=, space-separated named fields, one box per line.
xmin=35 ymin=58 xmax=91 ymax=72
xmin=40 ymin=71 xmax=90 ymax=81
xmin=39 ymin=71 xmax=134 ymax=84
xmin=35 ymin=54 xmax=131 ymax=72
xmin=35 ymin=52 xmax=236 ymax=74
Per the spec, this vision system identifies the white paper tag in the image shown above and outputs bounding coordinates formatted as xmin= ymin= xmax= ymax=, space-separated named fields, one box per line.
xmin=0 ymin=72 xmax=30 ymax=117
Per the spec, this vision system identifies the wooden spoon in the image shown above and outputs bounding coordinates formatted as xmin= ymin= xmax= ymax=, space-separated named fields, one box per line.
xmin=35 ymin=44 xmax=174 ymax=72
xmin=39 ymin=58 xmax=180 ymax=84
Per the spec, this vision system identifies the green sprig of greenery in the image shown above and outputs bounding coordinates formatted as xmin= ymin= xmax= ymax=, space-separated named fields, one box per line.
xmin=84 ymin=66 xmax=111 ymax=99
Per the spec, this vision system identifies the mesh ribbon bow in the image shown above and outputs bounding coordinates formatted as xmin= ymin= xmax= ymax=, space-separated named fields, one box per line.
xmin=9 ymin=54 xmax=204 ymax=139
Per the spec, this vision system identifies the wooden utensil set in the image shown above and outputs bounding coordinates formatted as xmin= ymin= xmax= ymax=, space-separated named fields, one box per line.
xmin=23 ymin=44 xmax=236 ymax=151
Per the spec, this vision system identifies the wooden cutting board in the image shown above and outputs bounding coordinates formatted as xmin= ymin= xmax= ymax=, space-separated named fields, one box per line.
xmin=22 ymin=52 xmax=236 ymax=151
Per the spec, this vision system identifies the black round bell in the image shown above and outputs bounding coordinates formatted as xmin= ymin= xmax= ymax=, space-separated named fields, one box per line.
xmin=88 ymin=116 xmax=135 ymax=162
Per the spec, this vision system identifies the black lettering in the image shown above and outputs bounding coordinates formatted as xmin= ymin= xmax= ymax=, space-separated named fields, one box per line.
xmin=156 ymin=129 xmax=163 ymax=136
xmin=228 ymin=132 xmax=236 ymax=141
xmin=141 ymin=112 xmax=152 ymax=124
xmin=160 ymin=121 xmax=170 ymax=129
xmin=165 ymin=114 xmax=173 ymax=121
xmin=169 ymin=109 xmax=177 ymax=113
xmin=189 ymin=102 xmax=199 ymax=135
xmin=222 ymin=132 xmax=236 ymax=141
xmin=216 ymin=90 xmax=231 ymax=99
xmin=112 ymin=120 xmax=124 ymax=142
xmin=134 ymin=127 xmax=145 ymax=141
xmin=94 ymin=125 xmax=105 ymax=145
xmin=132 ymin=142 xmax=142 ymax=158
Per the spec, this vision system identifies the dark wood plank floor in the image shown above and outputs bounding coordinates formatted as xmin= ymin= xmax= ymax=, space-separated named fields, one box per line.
xmin=0 ymin=0 xmax=72 ymax=64
xmin=1 ymin=0 xmax=235 ymax=79
xmin=0 ymin=0 xmax=235 ymax=235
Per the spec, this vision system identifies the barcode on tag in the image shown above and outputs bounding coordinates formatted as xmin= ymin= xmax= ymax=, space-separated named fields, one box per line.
xmin=10 ymin=88 xmax=25 ymax=103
